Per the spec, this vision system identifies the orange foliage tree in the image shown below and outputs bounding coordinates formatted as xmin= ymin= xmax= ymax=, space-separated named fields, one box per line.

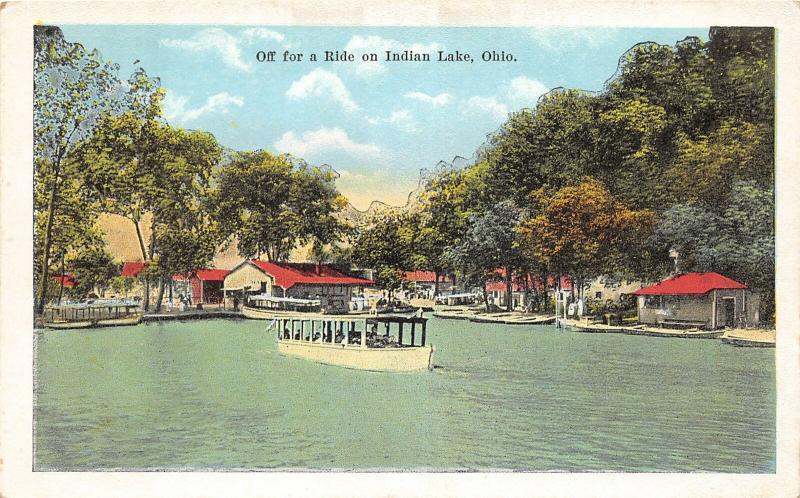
xmin=518 ymin=178 xmax=655 ymax=298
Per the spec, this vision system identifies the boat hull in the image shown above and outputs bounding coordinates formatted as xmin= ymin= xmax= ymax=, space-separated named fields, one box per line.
xmin=721 ymin=337 xmax=775 ymax=347
xmin=278 ymin=341 xmax=434 ymax=372
xmin=242 ymin=305 xmax=321 ymax=320
xmin=626 ymin=327 xmax=723 ymax=339
xmin=44 ymin=314 xmax=142 ymax=330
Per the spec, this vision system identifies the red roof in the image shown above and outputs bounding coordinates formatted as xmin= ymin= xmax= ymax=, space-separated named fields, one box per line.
xmin=250 ymin=260 xmax=373 ymax=289
xmin=173 ymin=269 xmax=230 ymax=281
xmin=121 ymin=261 xmax=146 ymax=278
xmin=53 ymin=274 xmax=76 ymax=288
xmin=630 ymin=272 xmax=747 ymax=296
xmin=486 ymin=273 xmax=572 ymax=293
xmin=404 ymin=271 xmax=451 ymax=283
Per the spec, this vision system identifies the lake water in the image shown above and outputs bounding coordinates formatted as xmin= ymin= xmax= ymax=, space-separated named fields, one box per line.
xmin=33 ymin=317 xmax=775 ymax=472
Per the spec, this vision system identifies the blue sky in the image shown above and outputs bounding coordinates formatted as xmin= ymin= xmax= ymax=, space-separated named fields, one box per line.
xmin=60 ymin=25 xmax=709 ymax=209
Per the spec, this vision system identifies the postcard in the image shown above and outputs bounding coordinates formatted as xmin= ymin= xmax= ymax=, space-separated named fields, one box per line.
xmin=1 ymin=1 xmax=799 ymax=497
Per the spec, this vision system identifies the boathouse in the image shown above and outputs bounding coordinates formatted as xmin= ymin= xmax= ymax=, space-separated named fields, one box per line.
xmin=486 ymin=272 xmax=572 ymax=310
xmin=404 ymin=271 xmax=453 ymax=299
xmin=630 ymin=272 xmax=758 ymax=329
xmin=173 ymin=269 xmax=230 ymax=306
xmin=223 ymin=260 xmax=373 ymax=312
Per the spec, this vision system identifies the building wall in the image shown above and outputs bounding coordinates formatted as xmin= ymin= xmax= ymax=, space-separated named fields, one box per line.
xmin=586 ymin=277 xmax=644 ymax=302
xmin=637 ymin=289 xmax=754 ymax=328
xmin=223 ymin=263 xmax=274 ymax=295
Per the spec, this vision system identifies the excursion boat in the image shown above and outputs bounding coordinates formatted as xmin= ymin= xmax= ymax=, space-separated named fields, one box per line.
xmin=43 ymin=301 xmax=142 ymax=330
xmin=271 ymin=313 xmax=434 ymax=372
xmin=242 ymin=294 xmax=322 ymax=319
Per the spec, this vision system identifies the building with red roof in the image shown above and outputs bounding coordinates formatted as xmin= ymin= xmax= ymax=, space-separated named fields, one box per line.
xmin=120 ymin=261 xmax=146 ymax=278
xmin=223 ymin=260 xmax=373 ymax=312
xmin=631 ymin=272 xmax=757 ymax=329
xmin=173 ymin=269 xmax=231 ymax=306
xmin=404 ymin=271 xmax=454 ymax=299
xmin=485 ymin=271 xmax=572 ymax=310
xmin=52 ymin=273 xmax=76 ymax=288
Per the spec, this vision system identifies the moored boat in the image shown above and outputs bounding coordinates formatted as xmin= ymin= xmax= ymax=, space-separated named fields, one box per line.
xmin=566 ymin=319 xmax=630 ymax=334
xmin=625 ymin=326 xmax=723 ymax=339
xmin=43 ymin=301 xmax=141 ymax=330
xmin=270 ymin=313 xmax=434 ymax=372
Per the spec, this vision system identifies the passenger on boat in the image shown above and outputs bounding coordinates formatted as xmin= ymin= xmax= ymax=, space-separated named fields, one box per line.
xmin=313 ymin=332 xmax=321 ymax=342
xmin=283 ymin=327 xmax=290 ymax=339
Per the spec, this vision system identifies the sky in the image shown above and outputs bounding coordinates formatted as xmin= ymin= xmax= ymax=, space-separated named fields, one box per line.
xmin=60 ymin=25 xmax=709 ymax=209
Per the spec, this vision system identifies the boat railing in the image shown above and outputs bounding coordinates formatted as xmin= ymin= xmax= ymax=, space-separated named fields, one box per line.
xmin=44 ymin=303 xmax=141 ymax=323
xmin=273 ymin=315 xmax=428 ymax=349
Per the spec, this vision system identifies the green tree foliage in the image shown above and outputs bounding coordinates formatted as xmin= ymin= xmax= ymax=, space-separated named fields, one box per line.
xmin=79 ymin=105 xmax=222 ymax=310
xmin=653 ymin=181 xmax=774 ymax=321
xmin=445 ymin=201 xmax=526 ymax=309
xmin=213 ymin=151 xmax=348 ymax=261
xmin=66 ymin=248 xmax=121 ymax=298
xmin=481 ymin=90 xmax=598 ymax=206
xmin=352 ymin=213 xmax=416 ymax=300
xmin=34 ymin=25 xmax=124 ymax=312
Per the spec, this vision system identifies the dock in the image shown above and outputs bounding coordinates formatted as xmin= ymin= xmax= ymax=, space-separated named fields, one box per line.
xmin=142 ymin=310 xmax=243 ymax=322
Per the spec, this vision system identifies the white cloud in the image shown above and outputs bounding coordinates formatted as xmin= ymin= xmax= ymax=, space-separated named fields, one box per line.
xmin=160 ymin=27 xmax=289 ymax=71
xmin=463 ymin=96 xmax=508 ymax=122
xmin=241 ymin=27 xmax=288 ymax=47
xmin=160 ymin=28 xmax=250 ymax=72
xmin=336 ymin=169 xmax=369 ymax=181
xmin=506 ymin=76 xmax=549 ymax=105
xmin=343 ymin=35 xmax=442 ymax=78
xmin=366 ymin=109 xmax=418 ymax=132
xmin=286 ymin=68 xmax=359 ymax=112
xmin=527 ymin=27 xmax=620 ymax=51
xmin=403 ymin=91 xmax=452 ymax=107
xmin=163 ymin=91 xmax=244 ymax=124
xmin=274 ymin=128 xmax=382 ymax=159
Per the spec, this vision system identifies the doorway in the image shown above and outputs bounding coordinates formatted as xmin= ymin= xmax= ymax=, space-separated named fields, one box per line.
xmin=722 ymin=298 xmax=736 ymax=328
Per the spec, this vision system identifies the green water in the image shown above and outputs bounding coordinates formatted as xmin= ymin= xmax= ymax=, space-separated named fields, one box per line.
xmin=33 ymin=317 xmax=775 ymax=472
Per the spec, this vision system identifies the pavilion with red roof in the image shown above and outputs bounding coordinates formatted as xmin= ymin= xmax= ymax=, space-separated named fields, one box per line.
xmin=223 ymin=259 xmax=373 ymax=312
xmin=630 ymin=272 xmax=756 ymax=329
xmin=173 ymin=269 xmax=231 ymax=306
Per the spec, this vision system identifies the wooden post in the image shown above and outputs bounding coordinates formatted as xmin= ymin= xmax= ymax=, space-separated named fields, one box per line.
xmin=411 ymin=324 xmax=416 ymax=347
xmin=398 ymin=322 xmax=404 ymax=343
xmin=711 ymin=290 xmax=717 ymax=329
xmin=421 ymin=321 xmax=427 ymax=346
xmin=399 ymin=323 xmax=405 ymax=345
xmin=360 ymin=324 xmax=366 ymax=349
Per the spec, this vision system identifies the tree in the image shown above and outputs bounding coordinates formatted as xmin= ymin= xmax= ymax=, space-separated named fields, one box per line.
xmin=67 ymin=248 xmax=121 ymax=298
xmin=79 ymin=89 xmax=222 ymax=310
xmin=213 ymin=152 xmax=347 ymax=261
xmin=518 ymin=178 xmax=655 ymax=298
xmin=481 ymin=90 xmax=598 ymax=207
xmin=34 ymin=25 xmax=124 ymax=313
xmin=445 ymin=201 xmax=526 ymax=310
xmin=352 ymin=213 xmax=415 ymax=300
xmin=653 ymin=181 xmax=774 ymax=322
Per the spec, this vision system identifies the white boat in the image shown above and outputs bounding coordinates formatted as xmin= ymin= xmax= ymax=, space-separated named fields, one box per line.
xmin=242 ymin=295 xmax=322 ymax=319
xmin=43 ymin=301 xmax=141 ymax=330
xmin=270 ymin=313 xmax=434 ymax=372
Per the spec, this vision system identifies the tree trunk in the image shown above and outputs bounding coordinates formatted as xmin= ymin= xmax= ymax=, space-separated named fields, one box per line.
xmin=433 ymin=270 xmax=440 ymax=297
xmin=155 ymin=276 xmax=166 ymax=312
xmin=133 ymin=218 xmax=147 ymax=262
xmin=36 ymin=156 xmax=65 ymax=314
xmin=482 ymin=281 xmax=489 ymax=309
xmin=143 ymin=215 xmax=157 ymax=311
xmin=57 ymin=253 xmax=65 ymax=305
xmin=505 ymin=267 xmax=513 ymax=312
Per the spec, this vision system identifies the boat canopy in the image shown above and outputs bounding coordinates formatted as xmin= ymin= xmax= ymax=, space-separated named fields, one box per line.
xmin=249 ymin=294 xmax=321 ymax=306
xmin=46 ymin=300 xmax=139 ymax=310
